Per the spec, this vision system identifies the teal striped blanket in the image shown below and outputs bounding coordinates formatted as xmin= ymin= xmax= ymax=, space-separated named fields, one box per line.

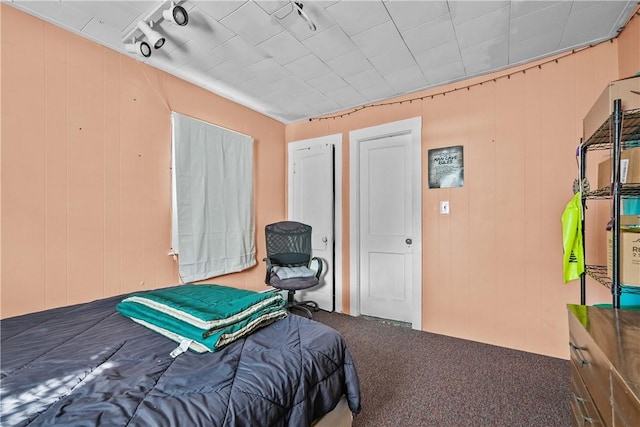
xmin=116 ymin=284 xmax=287 ymax=355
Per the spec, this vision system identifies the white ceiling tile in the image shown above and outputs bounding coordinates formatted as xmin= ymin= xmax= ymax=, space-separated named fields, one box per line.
xmin=449 ymin=1 xmax=510 ymax=25
xmin=5 ymin=0 xmax=636 ymax=123
xmin=270 ymin=1 xmax=333 ymax=41
xmin=244 ymin=58 xmax=291 ymax=83
xmin=326 ymin=50 xmax=372 ymax=78
xmin=302 ymin=25 xmax=357 ymax=61
xmin=196 ymin=1 xmax=247 ymax=21
xmin=152 ymin=40 xmax=224 ymax=72
xmin=268 ymin=76 xmax=316 ymax=97
xmin=422 ymin=61 xmax=466 ymax=86
xmin=460 ymin=35 xmax=509 ymax=74
xmin=325 ymin=0 xmax=390 ymax=36
xmin=284 ymin=54 xmax=332 ymax=79
xmin=509 ymin=32 xmax=564 ymax=64
xmin=220 ymin=1 xmax=283 ymax=45
xmin=352 ymin=20 xmax=406 ymax=58
xmin=384 ymin=65 xmax=429 ymax=92
xmin=509 ymin=2 xmax=571 ymax=44
xmin=454 ymin=5 xmax=510 ymax=50
xmin=402 ymin=13 xmax=456 ymax=54
xmin=295 ymin=88 xmax=332 ymax=106
xmin=385 ymin=0 xmax=449 ymax=32
xmin=560 ymin=1 xmax=635 ymax=49
xmin=65 ymin=0 xmax=145 ymax=31
xmin=344 ymin=69 xmax=387 ymax=91
xmin=160 ymin=9 xmax=235 ymax=53
xmin=369 ymin=48 xmax=416 ymax=75
xmin=81 ymin=19 xmax=125 ymax=51
xmin=257 ymin=31 xmax=311 ymax=65
xmin=210 ymin=36 xmax=268 ymax=68
xmin=306 ymin=73 xmax=349 ymax=93
xmin=357 ymin=83 xmax=398 ymax=103
xmin=324 ymin=85 xmax=367 ymax=108
xmin=414 ymin=41 xmax=463 ymax=70
xmin=510 ymin=1 xmax=567 ymax=19
xmin=255 ymin=1 xmax=290 ymax=15
xmin=306 ymin=99 xmax=343 ymax=116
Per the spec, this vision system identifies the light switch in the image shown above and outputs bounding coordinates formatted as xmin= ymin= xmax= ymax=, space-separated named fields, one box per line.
xmin=440 ymin=201 xmax=450 ymax=214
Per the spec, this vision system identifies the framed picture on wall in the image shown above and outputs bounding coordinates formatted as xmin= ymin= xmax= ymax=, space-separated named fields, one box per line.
xmin=428 ymin=145 xmax=464 ymax=188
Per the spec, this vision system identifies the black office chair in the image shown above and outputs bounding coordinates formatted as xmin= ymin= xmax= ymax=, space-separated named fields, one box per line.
xmin=264 ymin=221 xmax=323 ymax=318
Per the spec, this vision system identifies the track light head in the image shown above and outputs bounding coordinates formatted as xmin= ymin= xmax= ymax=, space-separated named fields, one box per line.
xmin=124 ymin=40 xmax=152 ymax=57
xmin=137 ymin=20 xmax=165 ymax=49
xmin=293 ymin=1 xmax=316 ymax=31
xmin=163 ymin=2 xmax=189 ymax=26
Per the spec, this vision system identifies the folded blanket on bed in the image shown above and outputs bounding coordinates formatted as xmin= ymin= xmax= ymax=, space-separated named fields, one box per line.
xmin=116 ymin=284 xmax=287 ymax=355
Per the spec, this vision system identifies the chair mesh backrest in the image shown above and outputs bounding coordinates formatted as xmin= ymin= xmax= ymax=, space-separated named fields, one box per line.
xmin=265 ymin=221 xmax=312 ymax=267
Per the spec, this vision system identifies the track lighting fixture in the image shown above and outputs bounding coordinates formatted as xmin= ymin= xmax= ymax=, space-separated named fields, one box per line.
xmin=124 ymin=40 xmax=151 ymax=58
xmin=292 ymin=1 xmax=316 ymax=31
xmin=163 ymin=2 xmax=189 ymax=26
xmin=137 ymin=20 xmax=165 ymax=49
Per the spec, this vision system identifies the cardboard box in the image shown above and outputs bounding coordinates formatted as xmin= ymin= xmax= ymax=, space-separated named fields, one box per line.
xmin=596 ymin=147 xmax=640 ymax=189
xmin=620 ymin=215 xmax=640 ymax=228
xmin=584 ymin=75 xmax=640 ymax=141
xmin=607 ymin=230 xmax=640 ymax=287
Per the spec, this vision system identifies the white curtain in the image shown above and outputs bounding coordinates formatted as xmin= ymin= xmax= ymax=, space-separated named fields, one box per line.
xmin=171 ymin=112 xmax=255 ymax=282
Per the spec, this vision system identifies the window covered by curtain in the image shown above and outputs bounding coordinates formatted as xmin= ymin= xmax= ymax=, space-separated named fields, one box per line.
xmin=171 ymin=112 xmax=255 ymax=282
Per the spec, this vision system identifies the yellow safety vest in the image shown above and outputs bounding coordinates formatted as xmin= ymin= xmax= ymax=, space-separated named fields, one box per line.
xmin=562 ymin=192 xmax=585 ymax=283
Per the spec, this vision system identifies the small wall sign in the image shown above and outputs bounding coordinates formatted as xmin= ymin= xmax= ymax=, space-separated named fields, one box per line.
xmin=428 ymin=145 xmax=464 ymax=188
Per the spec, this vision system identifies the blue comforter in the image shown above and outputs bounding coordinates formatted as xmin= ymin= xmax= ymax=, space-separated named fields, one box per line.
xmin=0 ymin=287 xmax=361 ymax=426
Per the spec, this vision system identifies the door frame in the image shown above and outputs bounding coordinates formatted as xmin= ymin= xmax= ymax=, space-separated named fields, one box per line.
xmin=349 ymin=117 xmax=422 ymax=329
xmin=287 ymin=134 xmax=343 ymax=313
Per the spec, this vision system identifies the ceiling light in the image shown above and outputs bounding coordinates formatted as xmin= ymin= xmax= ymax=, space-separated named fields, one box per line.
xmin=124 ymin=40 xmax=151 ymax=58
xmin=137 ymin=20 xmax=165 ymax=49
xmin=292 ymin=1 xmax=316 ymax=31
xmin=163 ymin=2 xmax=189 ymax=26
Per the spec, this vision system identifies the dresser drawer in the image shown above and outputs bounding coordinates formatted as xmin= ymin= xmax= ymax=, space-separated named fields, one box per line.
xmin=571 ymin=361 xmax=605 ymax=426
xmin=569 ymin=316 xmax=613 ymax=424
xmin=611 ymin=369 xmax=640 ymax=427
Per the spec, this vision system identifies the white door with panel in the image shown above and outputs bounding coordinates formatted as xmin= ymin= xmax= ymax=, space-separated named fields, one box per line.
xmin=350 ymin=118 xmax=422 ymax=328
xmin=289 ymin=139 xmax=336 ymax=311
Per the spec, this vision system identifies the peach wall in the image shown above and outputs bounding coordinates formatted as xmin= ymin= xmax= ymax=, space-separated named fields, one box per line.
xmin=286 ymin=20 xmax=638 ymax=358
xmin=618 ymin=8 xmax=640 ymax=78
xmin=0 ymin=5 xmax=286 ymax=318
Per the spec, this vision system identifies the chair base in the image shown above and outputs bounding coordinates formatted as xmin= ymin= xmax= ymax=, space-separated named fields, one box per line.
xmin=285 ymin=290 xmax=318 ymax=319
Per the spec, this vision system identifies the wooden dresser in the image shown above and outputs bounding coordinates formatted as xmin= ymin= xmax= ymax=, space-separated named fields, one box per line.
xmin=568 ymin=304 xmax=640 ymax=426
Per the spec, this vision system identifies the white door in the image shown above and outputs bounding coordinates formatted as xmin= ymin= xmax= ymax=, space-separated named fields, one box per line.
xmin=288 ymin=138 xmax=337 ymax=311
xmin=359 ymin=134 xmax=413 ymax=322
xmin=350 ymin=118 xmax=422 ymax=328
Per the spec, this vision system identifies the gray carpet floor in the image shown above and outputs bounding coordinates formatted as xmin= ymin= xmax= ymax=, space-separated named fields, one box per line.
xmin=311 ymin=310 xmax=571 ymax=427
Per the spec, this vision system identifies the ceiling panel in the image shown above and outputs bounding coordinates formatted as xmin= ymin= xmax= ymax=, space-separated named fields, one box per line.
xmin=454 ymin=5 xmax=510 ymax=50
xmin=302 ymin=25 xmax=356 ymax=62
xmin=385 ymin=0 xmax=449 ymax=32
xmin=351 ymin=20 xmax=406 ymax=58
xmin=5 ymin=0 xmax=638 ymax=123
xmin=325 ymin=0 xmax=390 ymax=36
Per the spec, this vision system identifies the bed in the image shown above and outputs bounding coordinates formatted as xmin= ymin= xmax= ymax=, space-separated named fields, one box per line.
xmin=0 ymin=284 xmax=361 ymax=426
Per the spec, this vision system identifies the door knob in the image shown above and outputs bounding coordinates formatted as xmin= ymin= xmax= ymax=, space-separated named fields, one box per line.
xmin=322 ymin=236 xmax=328 ymax=243
xmin=406 ymin=238 xmax=412 ymax=245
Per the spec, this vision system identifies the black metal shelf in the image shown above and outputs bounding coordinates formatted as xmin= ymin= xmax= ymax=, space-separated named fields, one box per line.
xmin=584 ymin=183 xmax=640 ymax=199
xmin=585 ymin=265 xmax=612 ymax=289
xmin=579 ymin=100 xmax=640 ymax=308
xmin=585 ymin=265 xmax=640 ymax=296
xmin=582 ymin=108 xmax=640 ymax=151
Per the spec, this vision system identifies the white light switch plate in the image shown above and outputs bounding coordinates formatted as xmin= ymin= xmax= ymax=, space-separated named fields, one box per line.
xmin=440 ymin=201 xmax=450 ymax=214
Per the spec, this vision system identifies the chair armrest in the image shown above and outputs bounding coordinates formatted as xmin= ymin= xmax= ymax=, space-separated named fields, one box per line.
xmin=310 ymin=257 xmax=323 ymax=279
xmin=264 ymin=257 xmax=274 ymax=285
